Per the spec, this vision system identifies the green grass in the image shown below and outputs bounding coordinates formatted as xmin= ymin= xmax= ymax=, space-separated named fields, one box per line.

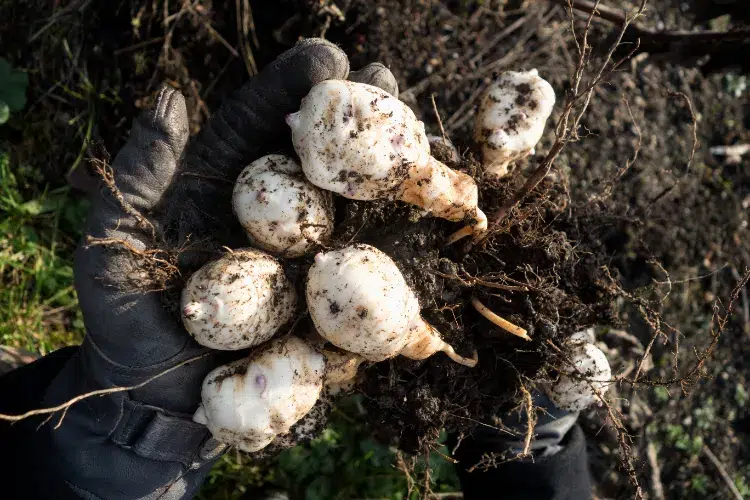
xmin=0 ymin=150 xmax=88 ymax=354
xmin=200 ymin=395 xmax=460 ymax=500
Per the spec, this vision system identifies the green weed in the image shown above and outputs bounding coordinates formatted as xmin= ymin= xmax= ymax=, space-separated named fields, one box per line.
xmin=199 ymin=396 xmax=460 ymax=500
xmin=735 ymin=471 xmax=750 ymax=497
xmin=0 ymin=150 xmax=88 ymax=354
xmin=690 ymin=474 xmax=709 ymax=494
xmin=0 ymin=58 xmax=28 ymax=125
xmin=664 ymin=424 xmax=703 ymax=456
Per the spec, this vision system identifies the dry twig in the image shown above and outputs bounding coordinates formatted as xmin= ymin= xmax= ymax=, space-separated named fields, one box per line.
xmin=701 ymin=445 xmax=744 ymax=500
xmin=518 ymin=384 xmax=536 ymax=458
xmin=430 ymin=93 xmax=448 ymax=145
xmin=646 ymin=442 xmax=665 ymax=500
xmin=552 ymin=0 xmax=750 ymax=50
xmin=236 ymin=0 xmax=259 ymax=76
xmin=0 ymin=353 xmax=211 ymax=423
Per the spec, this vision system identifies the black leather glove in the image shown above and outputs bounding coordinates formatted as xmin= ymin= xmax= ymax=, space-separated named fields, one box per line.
xmin=32 ymin=39 xmax=398 ymax=500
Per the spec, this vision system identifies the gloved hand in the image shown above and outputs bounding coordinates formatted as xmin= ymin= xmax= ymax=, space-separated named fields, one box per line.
xmin=451 ymin=392 xmax=593 ymax=500
xmin=34 ymin=39 xmax=399 ymax=500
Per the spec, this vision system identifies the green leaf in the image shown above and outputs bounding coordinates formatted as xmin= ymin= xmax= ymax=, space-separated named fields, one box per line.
xmin=0 ymin=100 xmax=8 ymax=125
xmin=0 ymin=58 xmax=29 ymax=112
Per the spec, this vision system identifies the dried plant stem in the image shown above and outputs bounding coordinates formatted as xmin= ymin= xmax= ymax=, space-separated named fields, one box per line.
xmin=553 ymin=0 xmax=750 ymax=48
xmin=430 ymin=93 xmax=448 ymax=145
xmin=646 ymin=442 xmax=666 ymax=500
xmin=518 ymin=384 xmax=536 ymax=458
xmin=471 ymin=297 xmax=531 ymax=341
xmin=0 ymin=353 xmax=211 ymax=424
xmin=701 ymin=445 xmax=744 ymax=500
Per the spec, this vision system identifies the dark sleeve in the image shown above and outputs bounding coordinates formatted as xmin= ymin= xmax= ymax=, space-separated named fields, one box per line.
xmin=453 ymin=424 xmax=593 ymax=500
xmin=0 ymin=347 xmax=82 ymax=499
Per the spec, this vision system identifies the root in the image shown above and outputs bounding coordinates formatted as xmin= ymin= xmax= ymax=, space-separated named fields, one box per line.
xmin=517 ymin=383 xmax=536 ymax=459
xmin=88 ymin=153 xmax=186 ymax=292
xmin=446 ymin=225 xmax=473 ymax=245
xmin=0 ymin=353 xmax=211 ymax=424
xmin=440 ymin=345 xmax=479 ymax=368
xmin=91 ymin=157 xmax=157 ymax=241
xmin=471 ymin=297 xmax=531 ymax=341
xmin=85 ymin=236 xmax=182 ymax=292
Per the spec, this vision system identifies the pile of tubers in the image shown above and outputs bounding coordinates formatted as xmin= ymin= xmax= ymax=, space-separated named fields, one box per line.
xmin=183 ymin=72 xmax=611 ymax=452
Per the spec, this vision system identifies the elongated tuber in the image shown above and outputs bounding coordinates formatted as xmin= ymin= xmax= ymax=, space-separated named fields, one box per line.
xmin=181 ymin=249 xmax=296 ymax=350
xmin=194 ymin=337 xmax=325 ymax=452
xmin=232 ymin=154 xmax=334 ymax=258
xmin=287 ymin=80 xmax=487 ymax=244
xmin=474 ymin=70 xmax=555 ymax=178
xmin=306 ymin=244 xmax=477 ymax=367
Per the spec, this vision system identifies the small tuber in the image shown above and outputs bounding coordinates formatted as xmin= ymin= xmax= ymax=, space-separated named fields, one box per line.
xmin=181 ymin=249 xmax=296 ymax=350
xmin=306 ymin=244 xmax=477 ymax=367
xmin=287 ymin=80 xmax=487 ymax=244
xmin=194 ymin=337 xmax=325 ymax=452
xmin=232 ymin=154 xmax=334 ymax=258
xmin=474 ymin=69 xmax=555 ymax=178
xmin=546 ymin=332 xmax=612 ymax=412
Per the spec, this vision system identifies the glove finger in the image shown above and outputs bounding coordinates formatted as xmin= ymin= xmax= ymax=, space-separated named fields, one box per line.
xmin=348 ymin=62 xmax=399 ymax=97
xmin=184 ymin=38 xmax=349 ymax=182
xmin=170 ymin=38 xmax=349 ymax=255
xmin=75 ymin=87 xmax=194 ymax=368
xmin=105 ymin=86 xmax=189 ymax=214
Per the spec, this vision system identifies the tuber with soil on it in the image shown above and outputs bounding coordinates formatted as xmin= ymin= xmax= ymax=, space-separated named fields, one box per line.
xmin=306 ymin=244 xmax=478 ymax=367
xmin=546 ymin=330 xmax=612 ymax=412
xmin=232 ymin=154 xmax=334 ymax=258
xmin=474 ymin=70 xmax=556 ymax=178
xmin=180 ymin=249 xmax=296 ymax=350
xmin=193 ymin=338 xmax=366 ymax=452
xmin=286 ymin=80 xmax=487 ymax=245
xmin=193 ymin=337 xmax=326 ymax=453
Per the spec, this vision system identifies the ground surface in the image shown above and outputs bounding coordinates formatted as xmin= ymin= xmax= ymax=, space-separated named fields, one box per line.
xmin=1 ymin=1 xmax=749 ymax=499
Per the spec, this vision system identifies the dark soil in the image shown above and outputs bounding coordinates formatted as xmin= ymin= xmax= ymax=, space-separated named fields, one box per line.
xmin=2 ymin=0 xmax=749 ymax=498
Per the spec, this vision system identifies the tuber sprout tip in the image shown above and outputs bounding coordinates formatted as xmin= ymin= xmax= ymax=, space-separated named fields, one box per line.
xmin=285 ymin=112 xmax=300 ymax=128
xmin=446 ymin=208 xmax=488 ymax=245
xmin=441 ymin=345 xmax=479 ymax=368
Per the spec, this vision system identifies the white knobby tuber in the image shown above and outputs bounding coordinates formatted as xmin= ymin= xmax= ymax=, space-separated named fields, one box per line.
xmin=322 ymin=349 xmax=366 ymax=395
xmin=546 ymin=333 xmax=612 ymax=412
xmin=474 ymin=69 xmax=556 ymax=178
xmin=287 ymin=80 xmax=487 ymax=244
xmin=193 ymin=337 xmax=325 ymax=452
xmin=232 ymin=154 xmax=334 ymax=258
xmin=306 ymin=244 xmax=477 ymax=367
xmin=181 ymin=249 xmax=296 ymax=350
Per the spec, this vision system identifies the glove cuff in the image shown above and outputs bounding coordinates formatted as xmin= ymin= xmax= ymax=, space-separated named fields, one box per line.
xmin=38 ymin=346 xmax=224 ymax=499
xmin=112 ymin=398 xmax=225 ymax=468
